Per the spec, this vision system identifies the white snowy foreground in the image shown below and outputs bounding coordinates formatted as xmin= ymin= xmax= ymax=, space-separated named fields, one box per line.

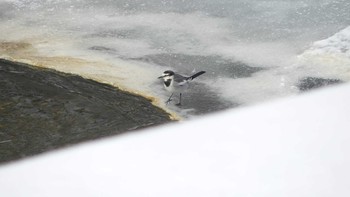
xmin=1 ymin=84 xmax=350 ymax=197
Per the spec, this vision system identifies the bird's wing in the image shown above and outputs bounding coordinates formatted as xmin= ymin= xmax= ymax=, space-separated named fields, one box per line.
xmin=173 ymin=74 xmax=188 ymax=86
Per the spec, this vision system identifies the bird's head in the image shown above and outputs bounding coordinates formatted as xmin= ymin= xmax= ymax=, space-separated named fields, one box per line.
xmin=158 ymin=70 xmax=175 ymax=80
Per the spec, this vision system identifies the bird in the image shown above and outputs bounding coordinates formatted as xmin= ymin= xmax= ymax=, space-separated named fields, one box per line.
xmin=158 ymin=70 xmax=206 ymax=105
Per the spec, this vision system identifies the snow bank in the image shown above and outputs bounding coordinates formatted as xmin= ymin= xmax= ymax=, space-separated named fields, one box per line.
xmin=0 ymin=82 xmax=350 ymax=196
xmin=306 ymin=26 xmax=350 ymax=57
xmin=297 ymin=26 xmax=350 ymax=80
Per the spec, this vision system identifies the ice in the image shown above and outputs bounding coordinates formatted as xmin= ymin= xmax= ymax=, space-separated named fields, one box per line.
xmin=1 ymin=0 xmax=349 ymax=117
xmin=304 ymin=26 xmax=350 ymax=57
xmin=297 ymin=26 xmax=350 ymax=80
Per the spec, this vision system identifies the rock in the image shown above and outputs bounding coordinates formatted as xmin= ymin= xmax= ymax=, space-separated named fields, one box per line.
xmin=0 ymin=59 xmax=172 ymax=163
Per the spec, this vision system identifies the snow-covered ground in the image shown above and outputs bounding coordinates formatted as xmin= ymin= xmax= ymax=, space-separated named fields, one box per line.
xmin=1 ymin=83 xmax=349 ymax=197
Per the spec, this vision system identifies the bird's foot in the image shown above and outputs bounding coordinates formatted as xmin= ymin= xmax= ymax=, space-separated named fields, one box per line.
xmin=165 ymin=98 xmax=173 ymax=105
xmin=175 ymin=102 xmax=182 ymax=106
xmin=165 ymin=93 xmax=174 ymax=105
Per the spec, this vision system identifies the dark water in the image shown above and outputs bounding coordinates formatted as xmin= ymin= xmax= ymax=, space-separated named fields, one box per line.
xmin=297 ymin=77 xmax=343 ymax=92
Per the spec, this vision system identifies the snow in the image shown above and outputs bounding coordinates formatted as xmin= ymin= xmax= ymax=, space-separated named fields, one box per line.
xmin=1 ymin=83 xmax=350 ymax=196
xmin=296 ymin=26 xmax=350 ymax=81
xmin=307 ymin=26 xmax=350 ymax=57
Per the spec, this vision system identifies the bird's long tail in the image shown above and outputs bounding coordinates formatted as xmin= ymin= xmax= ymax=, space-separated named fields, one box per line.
xmin=187 ymin=71 xmax=206 ymax=81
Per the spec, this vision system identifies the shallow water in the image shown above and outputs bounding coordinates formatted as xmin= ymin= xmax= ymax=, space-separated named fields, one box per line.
xmin=1 ymin=0 xmax=349 ymax=117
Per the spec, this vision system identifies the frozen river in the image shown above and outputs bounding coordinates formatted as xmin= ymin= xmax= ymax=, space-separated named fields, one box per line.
xmin=1 ymin=0 xmax=349 ymax=117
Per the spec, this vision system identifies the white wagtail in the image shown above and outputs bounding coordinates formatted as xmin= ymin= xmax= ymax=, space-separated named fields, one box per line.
xmin=158 ymin=70 xmax=206 ymax=105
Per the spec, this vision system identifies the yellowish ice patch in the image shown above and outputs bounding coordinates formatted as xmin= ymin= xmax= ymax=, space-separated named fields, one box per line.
xmin=1 ymin=41 xmax=179 ymax=120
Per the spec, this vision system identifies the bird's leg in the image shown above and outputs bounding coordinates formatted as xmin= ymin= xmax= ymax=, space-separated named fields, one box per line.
xmin=176 ymin=93 xmax=182 ymax=106
xmin=165 ymin=93 xmax=173 ymax=105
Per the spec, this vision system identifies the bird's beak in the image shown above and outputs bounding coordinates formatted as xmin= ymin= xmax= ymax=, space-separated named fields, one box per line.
xmin=158 ymin=76 xmax=164 ymax=79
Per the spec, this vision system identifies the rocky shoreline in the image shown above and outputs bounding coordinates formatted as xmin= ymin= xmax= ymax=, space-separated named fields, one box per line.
xmin=0 ymin=59 xmax=173 ymax=163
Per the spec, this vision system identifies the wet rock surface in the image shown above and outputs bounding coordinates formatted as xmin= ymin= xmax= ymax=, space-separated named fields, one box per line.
xmin=0 ymin=59 xmax=172 ymax=164
xmin=297 ymin=77 xmax=343 ymax=91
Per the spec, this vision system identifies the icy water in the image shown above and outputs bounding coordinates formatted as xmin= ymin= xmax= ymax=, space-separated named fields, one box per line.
xmin=1 ymin=0 xmax=349 ymax=118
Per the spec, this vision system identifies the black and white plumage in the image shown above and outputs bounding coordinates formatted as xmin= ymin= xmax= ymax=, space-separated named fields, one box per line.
xmin=158 ymin=70 xmax=206 ymax=105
